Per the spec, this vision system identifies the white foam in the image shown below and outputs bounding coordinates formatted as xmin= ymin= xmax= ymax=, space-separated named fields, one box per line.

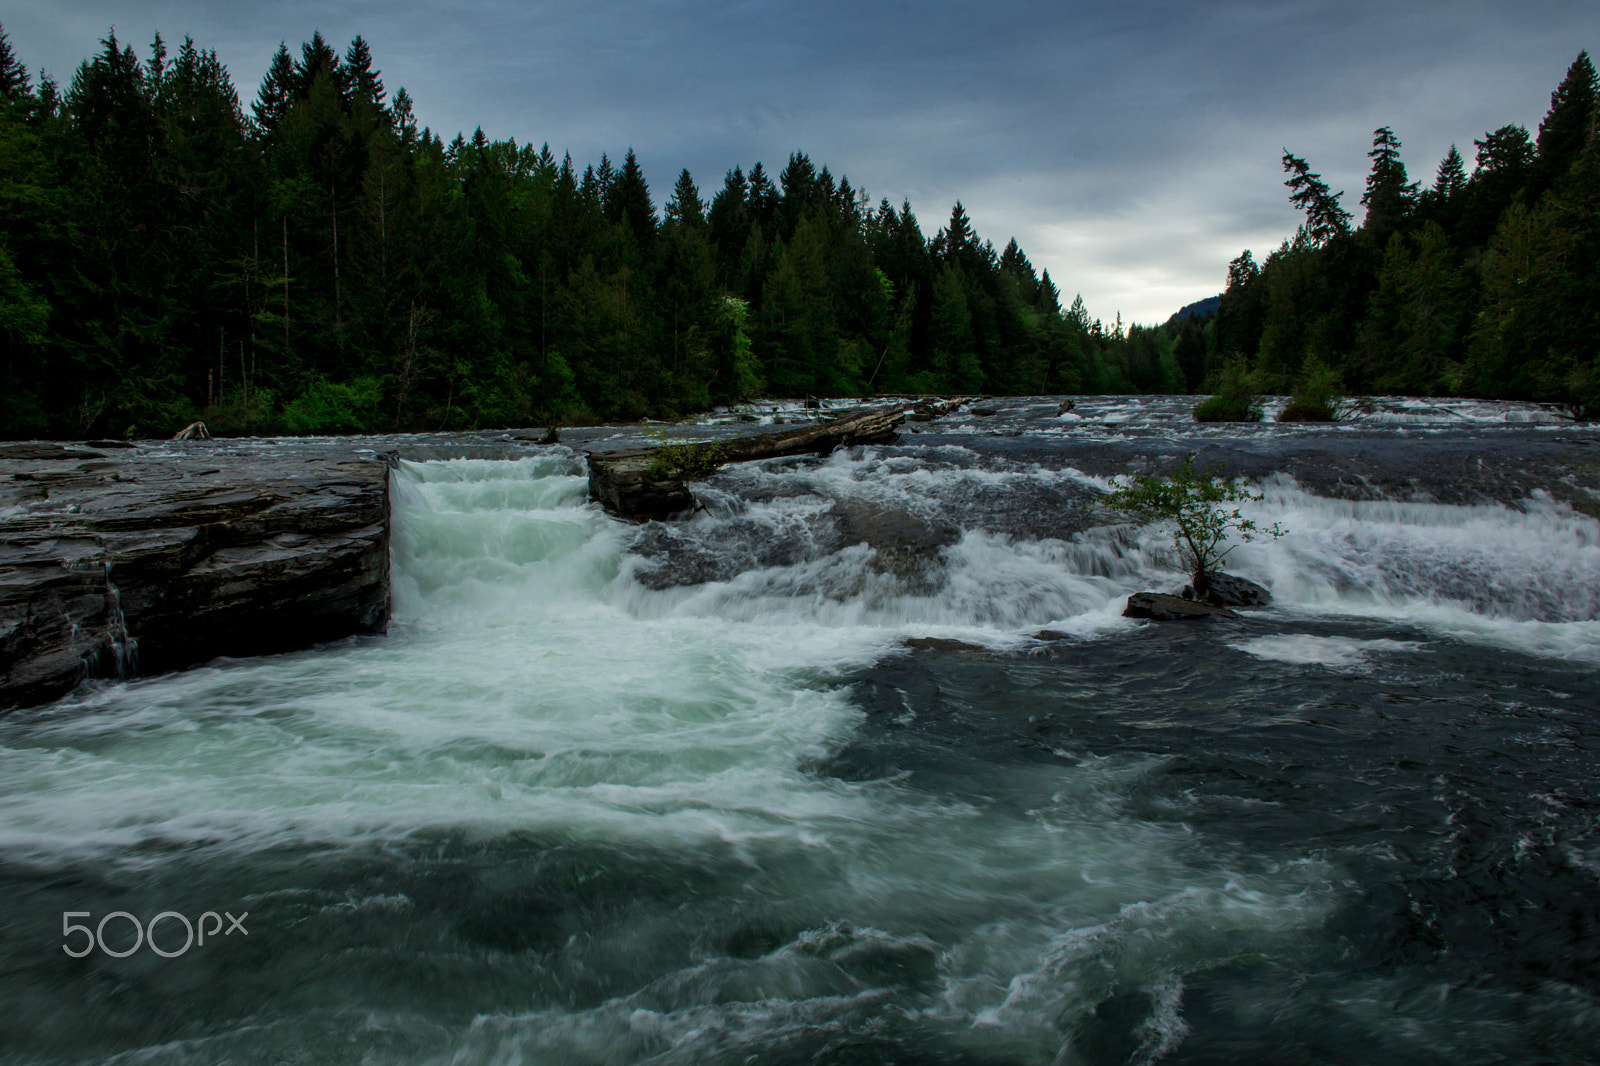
xmin=1230 ymin=634 xmax=1422 ymax=668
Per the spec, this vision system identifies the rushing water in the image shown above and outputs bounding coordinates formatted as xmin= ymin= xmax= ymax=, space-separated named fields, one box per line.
xmin=2 ymin=417 xmax=1599 ymax=1064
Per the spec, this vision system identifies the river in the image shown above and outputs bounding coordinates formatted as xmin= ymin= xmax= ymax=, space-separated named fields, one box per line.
xmin=2 ymin=397 xmax=1598 ymax=1063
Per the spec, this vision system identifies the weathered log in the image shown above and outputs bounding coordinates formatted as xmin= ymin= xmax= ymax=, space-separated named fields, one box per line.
xmin=587 ymin=406 xmax=907 ymax=519
xmin=908 ymin=396 xmax=980 ymax=422
xmin=172 ymin=421 xmax=211 ymax=440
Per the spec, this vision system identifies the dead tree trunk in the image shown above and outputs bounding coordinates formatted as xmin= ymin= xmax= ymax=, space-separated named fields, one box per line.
xmin=587 ymin=406 xmax=907 ymax=520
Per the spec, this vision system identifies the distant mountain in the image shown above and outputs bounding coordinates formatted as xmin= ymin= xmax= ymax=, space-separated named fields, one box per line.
xmin=1169 ymin=296 xmax=1221 ymax=324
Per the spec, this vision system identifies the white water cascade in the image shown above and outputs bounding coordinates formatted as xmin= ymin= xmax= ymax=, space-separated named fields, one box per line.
xmin=1 ymin=447 xmax=1596 ymax=1064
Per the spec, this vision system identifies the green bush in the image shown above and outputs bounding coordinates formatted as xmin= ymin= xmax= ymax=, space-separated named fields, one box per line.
xmin=645 ymin=439 xmax=732 ymax=483
xmin=204 ymin=387 xmax=277 ymax=437
xmin=281 ymin=376 xmax=382 ymax=435
xmin=1103 ymin=455 xmax=1285 ymax=582
xmin=1278 ymin=354 xmax=1344 ymax=422
xmin=1193 ymin=358 xmax=1262 ymax=422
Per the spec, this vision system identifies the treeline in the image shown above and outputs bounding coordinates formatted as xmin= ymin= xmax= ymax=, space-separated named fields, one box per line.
xmin=1207 ymin=51 xmax=1600 ymax=418
xmin=0 ymin=26 xmax=1186 ymax=438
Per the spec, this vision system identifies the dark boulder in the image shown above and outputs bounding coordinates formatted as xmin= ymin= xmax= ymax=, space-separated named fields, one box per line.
xmin=1123 ymin=592 xmax=1239 ymax=621
xmin=1193 ymin=571 xmax=1271 ymax=607
xmin=902 ymin=636 xmax=987 ymax=653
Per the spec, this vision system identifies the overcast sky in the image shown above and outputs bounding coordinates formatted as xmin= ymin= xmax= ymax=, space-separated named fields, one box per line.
xmin=5 ymin=2 xmax=1593 ymax=323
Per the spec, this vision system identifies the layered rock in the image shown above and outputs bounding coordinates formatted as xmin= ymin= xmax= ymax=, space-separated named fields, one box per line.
xmin=1 ymin=442 xmax=389 ymax=710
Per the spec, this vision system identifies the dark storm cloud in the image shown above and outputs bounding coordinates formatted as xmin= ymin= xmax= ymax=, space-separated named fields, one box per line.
xmin=3 ymin=1 xmax=1593 ymax=321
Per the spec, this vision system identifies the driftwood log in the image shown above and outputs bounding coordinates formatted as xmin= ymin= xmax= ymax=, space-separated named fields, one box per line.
xmin=587 ymin=406 xmax=907 ymax=519
xmin=908 ymin=396 xmax=980 ymax=421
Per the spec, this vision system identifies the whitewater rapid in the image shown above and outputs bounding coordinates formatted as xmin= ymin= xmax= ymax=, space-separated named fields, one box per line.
xmin=2 ymin=441 xmax=1597 ymax=1064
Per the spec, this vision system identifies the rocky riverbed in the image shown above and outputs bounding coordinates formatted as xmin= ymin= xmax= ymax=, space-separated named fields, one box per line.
xmin=3 ymin=395 xmax=1595 ymax=710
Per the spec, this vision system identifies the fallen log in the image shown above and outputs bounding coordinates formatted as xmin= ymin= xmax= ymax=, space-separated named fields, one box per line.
xmin=908 ymin=396 xmax=980 ymax=421
xmin=587 ymin=406 xmax=906 ymax=519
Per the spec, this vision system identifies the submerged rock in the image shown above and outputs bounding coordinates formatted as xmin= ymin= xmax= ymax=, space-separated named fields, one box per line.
xmin=1123 ymin=592 xmax=1239 ymax=621
xmin=826 ymin=499 xmax=960 ymax=578
xmin=902 ymin=636 xmax=987 ymax=653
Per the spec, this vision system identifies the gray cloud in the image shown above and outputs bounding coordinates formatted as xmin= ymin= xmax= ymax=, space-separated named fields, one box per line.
xmin=3 ymin=0 xmax=1593 ymax=322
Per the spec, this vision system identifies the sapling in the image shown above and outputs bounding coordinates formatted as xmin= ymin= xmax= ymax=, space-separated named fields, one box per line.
xmin=1103 ymin=455 xmax=1285 ymax=591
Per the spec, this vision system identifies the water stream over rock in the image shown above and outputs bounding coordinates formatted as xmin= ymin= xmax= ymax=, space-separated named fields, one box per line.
xmin=2 ymin=399 xmax=1598 ymax=1063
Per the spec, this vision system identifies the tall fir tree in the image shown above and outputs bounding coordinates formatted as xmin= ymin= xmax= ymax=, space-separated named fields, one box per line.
xmin=1361 ymin=127 xmax=1415 ymax=238
xmin=1531 ymin=50 xmax=1597 ymax=200
xmin=1282 ymin=151 xmax=1351 ymax=244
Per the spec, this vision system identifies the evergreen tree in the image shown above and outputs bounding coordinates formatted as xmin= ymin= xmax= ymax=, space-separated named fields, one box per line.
xmin=746 ymin=161 xmax=777 ymax=228
xmin=707 ymin=166 xmax=750 ymax=287
xmin=1282 ymin=151 xmax=1351 ymax=244
xmin=1463 ymin=124 xmax=1534 ymax=242
xmin=343 ymin=35 xmax=385 ymax=110
xmin=295 ymin=31 xmax=341 ymax=98
xmin=1360 ymin=126 xmax=1415 ymax=238
xmin=0 ymin=23 xmax=29 ymax=99
xmin=609 ymin=148 xmax=656 ymax=249
xmin=252 ymin=43 xmax=294 ymax=136
xmin=1434 ymin=145 xmax=1467 ymax=199
xmin=664 ymin=168 xmax=705 ymax=228
xmin=942 ymin=201 xmax=977 ymax=268
xmin=1531 ymin=50 xmax=1597 ymax=200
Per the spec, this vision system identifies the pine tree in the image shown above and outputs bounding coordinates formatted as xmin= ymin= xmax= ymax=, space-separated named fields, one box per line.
xmin=1463 ymin=124 xmax=1535 ymax=242
xmin=595 ymin=153 xmax=617 ymax=217
xmin=707 ymin=166 xmax=750 ymax=287
xmin=1282 ymin=151 xmax=1351 ymax=245
xmin=942 ymin=201 xmax=977 ymax=267
xmin=1036 ymin=270 xmax=1060 ymax=314
xmin=1434 ymin=145 xmax=1467 ymax=199
xmin=1361 ymin=126 xmax=1415 ymax=238
xmin=776 ymin=151 xmax=817 ymax=238
xmin=0 ymin=22 xmax=29 ymax=99
xmin=664 ymin=168 xmax=705 ymax=229
xmin=390 ymin=85 xmax=416 ymax=142
xmin=610 ymin=148 xmax=656 ymax=248
xmin=1531 ymin=51 xmax=1598 ymax=200
xmin=343 ymin=35 xmax=385 ymax=109
xmin=295 ymin=31 xmax=341 ymax=98
xmin=252 ymin=43 xmax=294 ymax=136
xmin=746 ymin=161 xmax=777 ymax=228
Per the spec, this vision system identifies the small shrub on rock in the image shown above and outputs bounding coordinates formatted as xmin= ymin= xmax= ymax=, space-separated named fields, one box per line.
xmin=1103 ymin=455 xmax=1285 ymax=586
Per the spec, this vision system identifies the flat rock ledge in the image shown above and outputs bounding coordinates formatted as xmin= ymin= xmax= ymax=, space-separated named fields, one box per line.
xmin=587 ymin=406 xmax=907 ymax=520
xmin=1 ymin=442 xmax=390 ymax=711
xmin=1123 ymin=592 xmax=1240 ymax=621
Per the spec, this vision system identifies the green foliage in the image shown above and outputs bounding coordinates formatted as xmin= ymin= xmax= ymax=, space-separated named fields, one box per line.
xmin=1103 ymin=456 xmax=1285 ymax=580
xmin=1277 ymin=353 xmax=1344 ymax=421
xmin=281 ymin=375 xmax=381 ymax=433
xmin=1208 ymin=51 xmax=1598 ymax=407
xmin=2 ymin=26 xmax=1593 ymax=440
xmin=644 ymin=438 xmax=732 ymax=483
xmin=1193 ymin=358 xmax=1262 ymax=422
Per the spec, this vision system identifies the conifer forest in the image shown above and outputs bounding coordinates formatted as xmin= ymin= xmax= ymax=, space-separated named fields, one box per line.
xmin=0 ymin=27 xmax=1595 ymax=437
